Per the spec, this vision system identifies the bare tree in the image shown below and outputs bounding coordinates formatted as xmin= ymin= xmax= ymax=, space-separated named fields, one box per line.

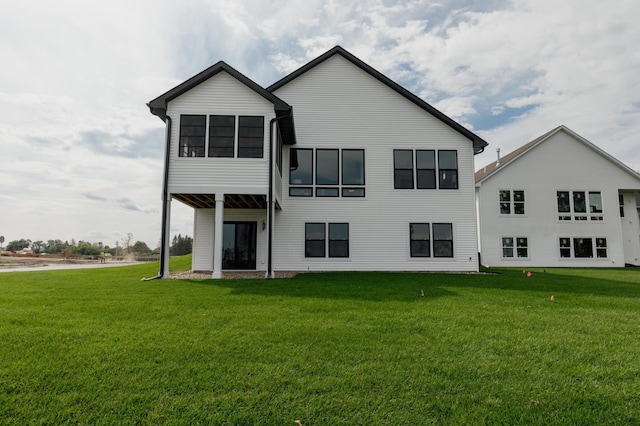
xmin=121 ymin=233 xmax=134 ymax=254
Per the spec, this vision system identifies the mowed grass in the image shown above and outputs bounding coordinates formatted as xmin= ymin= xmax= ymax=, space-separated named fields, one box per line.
xmin=1 ymin=258 xmax=639 ymax=425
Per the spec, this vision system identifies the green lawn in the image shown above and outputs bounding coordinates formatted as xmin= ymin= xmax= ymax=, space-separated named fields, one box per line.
xmin=1 ymin=258 xmax=639 ymax=425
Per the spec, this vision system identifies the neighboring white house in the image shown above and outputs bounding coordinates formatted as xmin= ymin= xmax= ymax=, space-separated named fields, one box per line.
xmin=475 ymin=125 xmax=640 ymax=267
xmin=148 ymin=46 xmax=488 ymax=278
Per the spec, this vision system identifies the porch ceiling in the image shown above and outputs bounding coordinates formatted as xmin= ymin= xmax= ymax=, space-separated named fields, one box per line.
xmin=173 ymin=193 xmax=268 ymax=209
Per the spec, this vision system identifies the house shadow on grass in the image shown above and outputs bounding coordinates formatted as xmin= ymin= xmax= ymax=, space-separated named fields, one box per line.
xmin=177 ymin=268 xmax=640 ymax=301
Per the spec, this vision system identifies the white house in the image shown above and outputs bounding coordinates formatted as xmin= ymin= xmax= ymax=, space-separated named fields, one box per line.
xmin=148 ymin=46 xmax=488 ymax=278
xmin=475 ymin=125 xmax=640 ymax=267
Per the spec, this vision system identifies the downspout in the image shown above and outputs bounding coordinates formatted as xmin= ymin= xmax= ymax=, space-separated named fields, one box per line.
xmin=266 ymin=111 xmax=292 ymax=279
xmin=143 ymin=115 xmax=172 ymax=281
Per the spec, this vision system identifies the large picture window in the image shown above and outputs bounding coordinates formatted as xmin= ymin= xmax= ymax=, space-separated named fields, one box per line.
xmin=290 ymin=148 xmax=365 ymax=197
xmin=394 ymin=149 xmax=458 ymax=190
xmin=557 ymin=191 xmax=603 ymax=221
xmin=305 ymin=223 xmax=349 ymax=258
xmin=179 ymin=115 xmax=206 ymax=157
xmin=409 ymin=222 xmax=453 ymax=258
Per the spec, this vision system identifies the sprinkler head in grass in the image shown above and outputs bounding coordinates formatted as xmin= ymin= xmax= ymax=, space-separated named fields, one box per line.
xmin=550 ymin=295 xmax=555 ymax=301
xmin=420 ymin=289 xmax=425 ymax=297
xmin=522 ymin=269 xmax=526 ymax=274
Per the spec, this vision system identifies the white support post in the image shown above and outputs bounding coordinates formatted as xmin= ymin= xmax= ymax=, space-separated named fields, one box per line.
xmin=161 ymin=196 xmax=172 ymax=278
xmin=212 ymin=194 xmax=225 ymax=279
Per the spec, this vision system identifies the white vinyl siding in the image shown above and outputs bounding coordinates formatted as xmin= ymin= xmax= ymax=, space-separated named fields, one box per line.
xmin=272 ymin=54 xmax=479 ymax=271
xmin=166 ymin=71 xmax=275 ymax=195
xmin=477 ymin=128 xmax=640 ymax=267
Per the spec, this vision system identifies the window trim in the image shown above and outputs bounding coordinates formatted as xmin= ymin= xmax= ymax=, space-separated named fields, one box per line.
xmin=557 ymin=190 xmax=604 ymax=221
xmin=501 ymin=236 xmax=529 ymax=259
xmin=409 ymin=222 xmax=454 ymax=259
xmin=558 ymin=237 xmax=607 ymax=259
xmin=393 ymin=149 xmax=459 ymax=190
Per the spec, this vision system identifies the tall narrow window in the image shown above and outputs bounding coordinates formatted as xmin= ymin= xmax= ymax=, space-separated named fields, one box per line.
xmin=596 ymin=238 xmax=607 ymax=258
xmin=394 ymin=150 xmax=414 ymax=189
xmin=557 ymin=191 xmax=571 ymax=220
xmin=289 ymin=148 xmax=313 ymax=197
xmin=342 ymin=149 xmax=365 ymax=197
xmin=438 ymin=150 xmax=458 ymax=189
xmin=416 ymin=150 xmax=436 ymax=189
xmin=433 ymin=223 xmax=453 ymax=257
xmin=502 ymin=237 xmax=514 ymax=258
xmin=305 ymin=223 xmax=325 ymax=257
xmin=329 ymin=223 xmax=349 ymax=258
xmin=513 ymin=191 xmax=525 ymax=214
xmin=316 ymin=149 xmax=339 ymax=197
xmin=573 ymin=192 xmax=586 ymax=220
xmin=500 ymin=190 xmax=511 ymax=214
xmin=238 ymin=116 xmax=264 ymax=158
xmin=619 ymin=194 xmax=625 ymax=217
xmin=516 ymin=237 xmax=528 ymax=257
xmin=208 ymin=115 xmax=235 ymax=157
xmin=559 ymin=238 xmax=571 ymax=258
xmin=179 ymin=115 xmax=206 ymax=157
xmin=410 ymin=223 xmax=431 ymax=257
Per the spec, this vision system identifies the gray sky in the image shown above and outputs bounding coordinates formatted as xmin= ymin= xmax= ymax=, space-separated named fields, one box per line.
xmin=2 ymin=0 xmax=639 ymax=248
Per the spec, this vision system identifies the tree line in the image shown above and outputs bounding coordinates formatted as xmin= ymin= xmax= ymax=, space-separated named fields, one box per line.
xmin=1 ymin=234 xmax=193 ymax=256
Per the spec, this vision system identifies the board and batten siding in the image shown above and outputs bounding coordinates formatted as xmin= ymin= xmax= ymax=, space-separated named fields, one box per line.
xmin=165 ymin=71 xmax=275 ymax=195
xmin=271 ymin=54 xmax=479 ymax=272
xmin=477 ymin=129 xmax=640 ymax=267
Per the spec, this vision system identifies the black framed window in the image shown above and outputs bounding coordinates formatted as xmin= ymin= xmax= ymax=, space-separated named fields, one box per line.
xmin=416 ymin=150 xmax=436 ymax=189
xmin=208 ymin=115 xmax=235 ymax=157
xmin=433 ymin=223 xmax=453 ymax=257
xmin=329 ymin=223 xmax=349 ymax=258
xmin=179 ymin=115 xmax=206 ymax=157
xmin=238 ymin=116 xmax=264 ymax=158
xmin=410 ymin=223 xmax=431 ymax=257
xmin=557 ymin=191 xmax=571 ymax=213
xmin=500 ymin=190 xmax=511 ymax=214
xmin=290 ymin=148 xmax=364 ymax=197
xmin=305 ymin=223 xmax=350 ymax=258
xmin=438 ymin=150 xmax=458 ymax=189
xmin=316 ymin=149 xmax=339 ymax=185
xmin=305 ymin=223 xmax=326 ymax=257
xmin=514 ymin=191 xmax=525 ymax=214
xmin=394 ymin=150 xmax=414 ymax=189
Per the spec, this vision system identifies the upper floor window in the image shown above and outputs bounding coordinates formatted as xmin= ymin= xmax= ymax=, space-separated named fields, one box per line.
xmin=557 ymin=191 xmax=603 ymax=221
xmin=409 ymin=222 xmax=453 ymax=258
xmin=290 ymin=148 xmax=365 ymax=197
xmin=238 ymin=116 xmax=264 ymax=158
xmin=393 ymin=149 xmax=458 ymax=190
xmin=499 ymin=190 xmax=525 ymax=215
xmin=179 ymin=114 xmax=264 ymax=158
xmin=179 ymin=115 xmax=206 ymax=157
xmin=209 ymin=115 xmax=235 ymax=157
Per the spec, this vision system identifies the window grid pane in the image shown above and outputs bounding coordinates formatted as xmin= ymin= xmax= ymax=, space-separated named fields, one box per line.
xmin=238 ymin=116 xmax=264 ymax=158
xmin=179 ymin=115 xmax=206 ymax=157
xmin=394 ymin=150 xmax=414 ymax=189
xmin=416 ymin=150 xmax=436 ymax=189
xmin=432 ymin=223 xmax=453 ymax=257
xmin=305 ymin=223 xmax=325 ymax=257
xmin=208 ymin=115 xmax=235 ymax=157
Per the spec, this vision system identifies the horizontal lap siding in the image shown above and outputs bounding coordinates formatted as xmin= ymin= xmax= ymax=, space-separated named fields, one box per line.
xmin=166 ymin=72 xmax=274 ymax=193
xmin=478 ymin=131 xmax=640 ymax=267
xmin=273 ymin=55 xmax=478 ymax=271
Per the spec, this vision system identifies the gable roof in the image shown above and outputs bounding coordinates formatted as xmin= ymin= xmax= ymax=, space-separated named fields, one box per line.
xmin=475 ymin=125 xmax=640 ymax=184
xmin=147 ymin=61 xmax=296 ymax=145
xmin=267 ymin=46 xmax=489 ymax=154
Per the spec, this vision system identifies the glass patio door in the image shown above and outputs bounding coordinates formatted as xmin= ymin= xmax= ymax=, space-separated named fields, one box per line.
xmin=222 ymin=222 xmax=257 ymax=270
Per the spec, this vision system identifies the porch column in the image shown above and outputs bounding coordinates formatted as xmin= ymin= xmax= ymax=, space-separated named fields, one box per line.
xmin=161 ymin=195 xmax=172 ymax=278
xmin=212 ymin=194 xmax=225 ymax=279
